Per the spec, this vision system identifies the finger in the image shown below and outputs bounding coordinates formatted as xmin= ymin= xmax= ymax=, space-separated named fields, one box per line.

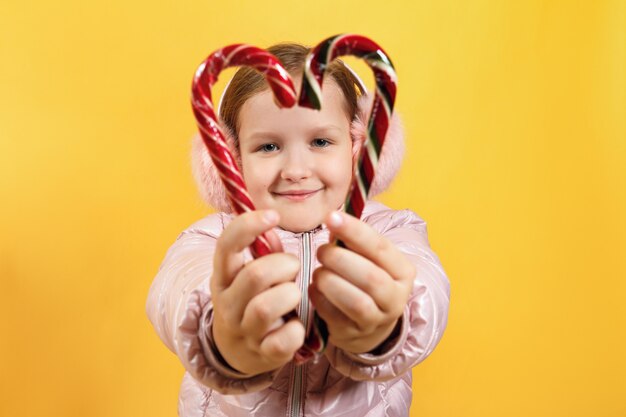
xmin=259 ymin=317 xmax=305 ymax=363
xmin=265 ymin=228 xmax=284 ymax=253
xmin=317 ymin=244 xmax=400 ymax=314
xmin=312 ymin=266 xmax=383 ymax=332
xmin=213 ymin=210 xmax=280 ymax=291
xmin=324 ymin=211 xmax=416 ymax=283
xmin=225 ymin=253 xmax=300 ymax=320
xmin=308 ymin=281 xmax=360 ymax=341
xmin=241 ymin=282 xmax=301 ymax=340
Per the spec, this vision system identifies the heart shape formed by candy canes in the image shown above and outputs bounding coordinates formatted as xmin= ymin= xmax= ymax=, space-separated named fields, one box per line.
xmin=190 ymin=34 xmax=397 ymax=363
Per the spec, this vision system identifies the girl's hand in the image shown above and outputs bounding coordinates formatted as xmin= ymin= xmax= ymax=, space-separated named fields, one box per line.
xmin=211 ymin=210 xmax=305 ymax=376
xmin=309 ymin=211 xmax=416 ymax=354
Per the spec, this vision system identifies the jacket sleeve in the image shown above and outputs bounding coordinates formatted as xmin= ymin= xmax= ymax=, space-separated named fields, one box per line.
xmin=324 ymin=208 xmax=450 ymax=381
xmin=145 ymin=214 xmax=279 ymax=394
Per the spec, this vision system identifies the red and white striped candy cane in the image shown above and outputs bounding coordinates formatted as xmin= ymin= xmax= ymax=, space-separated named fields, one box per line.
xmin=191 ymin=45 xmax=321 ymax=363
xmin=191 ymin=44 xmax=297 ymax=258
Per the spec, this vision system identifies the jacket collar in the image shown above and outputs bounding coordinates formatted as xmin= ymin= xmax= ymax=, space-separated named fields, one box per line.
xmin=273 ymin=222 xmax=329 ymax=243
xmin=219 ymin=211 xmax=330 ymax=242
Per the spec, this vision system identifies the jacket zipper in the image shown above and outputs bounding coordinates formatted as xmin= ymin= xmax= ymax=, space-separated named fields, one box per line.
xmin=288 ymin=231 xmax=312 ymax=417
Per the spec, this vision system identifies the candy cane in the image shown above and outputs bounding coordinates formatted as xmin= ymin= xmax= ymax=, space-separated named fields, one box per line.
xmin=191 ymin=44 xmax=297 ymax=257
xmin=298 ymin=34 xmax=398 ymax=354
xmin=300 ymin=34 xmax=397 ymax=217
xmin=192 ymin=45 xmax=322 ymax=363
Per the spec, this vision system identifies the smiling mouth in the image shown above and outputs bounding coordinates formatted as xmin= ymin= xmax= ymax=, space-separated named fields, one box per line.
xmin=272 ymin=189 xmax=321 ymax=201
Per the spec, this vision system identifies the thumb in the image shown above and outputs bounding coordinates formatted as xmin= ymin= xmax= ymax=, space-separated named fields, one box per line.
xmin=265 ymin=228 xmax=284 ymax=253
xmin=213 ymin=209 xmax=280 ymax=292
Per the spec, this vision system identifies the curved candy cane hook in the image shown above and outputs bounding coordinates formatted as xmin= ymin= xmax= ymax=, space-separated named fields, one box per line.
xmin=191 ymin=44 xmax=297 ymax=257
xmin=299 ymin=34 xmax=398 ymax=217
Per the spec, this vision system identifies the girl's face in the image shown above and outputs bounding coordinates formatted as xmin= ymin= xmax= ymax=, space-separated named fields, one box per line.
xmin=238 ymin=79 xmax=354 ymax=233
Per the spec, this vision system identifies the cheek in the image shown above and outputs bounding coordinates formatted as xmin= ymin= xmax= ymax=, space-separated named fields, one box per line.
xmin=325 ymin=146 xmax=354 ymax=190
xmin=241 ymin=155 xmax=274 ymax=192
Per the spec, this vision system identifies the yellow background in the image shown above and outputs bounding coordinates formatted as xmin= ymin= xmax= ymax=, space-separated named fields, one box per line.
xmin=1 ymin=0 xmax=625 ymax=416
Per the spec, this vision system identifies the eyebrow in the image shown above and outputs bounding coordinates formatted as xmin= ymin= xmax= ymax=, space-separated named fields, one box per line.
xmin=245 ymin=125 xmax=344 ymax=140
xmin=245 ymin=131 xmax=280 ymax=141
xmin=315 ymin=125 xmax=344 ymax=134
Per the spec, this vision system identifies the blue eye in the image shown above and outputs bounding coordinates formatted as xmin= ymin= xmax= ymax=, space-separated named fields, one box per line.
xmin=312 ymin=138 xmax=330 ymax=148
xmin=258 ymin=143 xmax=279 ymax=152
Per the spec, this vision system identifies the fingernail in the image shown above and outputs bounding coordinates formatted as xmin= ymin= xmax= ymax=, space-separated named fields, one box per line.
xmin=328 ymin=211 xmax=343 ymax=228
xmin=263 ymin=210 xmax=279 ymax=225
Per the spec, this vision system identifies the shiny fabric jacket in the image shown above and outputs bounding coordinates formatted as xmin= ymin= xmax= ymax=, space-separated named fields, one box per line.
xmin=146 ymin=94 xmax=449 ymax=415
xmin=146 ymin=200 xmax=450 ymax=416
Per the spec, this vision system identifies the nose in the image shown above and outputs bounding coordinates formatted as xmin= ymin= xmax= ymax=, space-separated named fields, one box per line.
xmin=280 ymin=148 xmax=313 ymax=182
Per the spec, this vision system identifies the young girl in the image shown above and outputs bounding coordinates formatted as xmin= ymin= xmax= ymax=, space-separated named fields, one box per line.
xmin=146 ymin=43 xmax=450 ymax=417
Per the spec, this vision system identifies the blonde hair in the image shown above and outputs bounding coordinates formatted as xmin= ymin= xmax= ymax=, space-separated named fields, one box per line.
xmin=219 ymin=43 xmax=365 ymax=147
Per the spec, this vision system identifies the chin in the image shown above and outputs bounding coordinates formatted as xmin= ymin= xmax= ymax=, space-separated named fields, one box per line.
xmin=279 ymin=216 xmax=323 ymax=233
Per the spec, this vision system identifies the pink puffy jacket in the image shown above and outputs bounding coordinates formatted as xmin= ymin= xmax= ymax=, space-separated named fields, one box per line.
xmin=146 ymin=97 xmax=450 ymax=416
